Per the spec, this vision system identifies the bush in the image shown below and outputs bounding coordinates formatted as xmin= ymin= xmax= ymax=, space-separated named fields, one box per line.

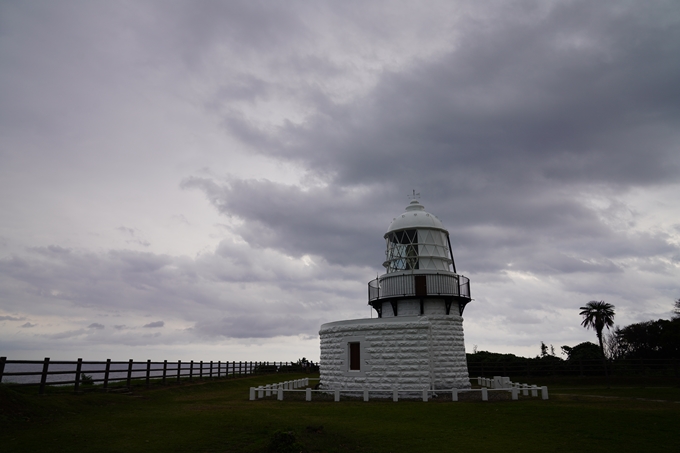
xmin=269 ymin=430 xmax=303 ymax=453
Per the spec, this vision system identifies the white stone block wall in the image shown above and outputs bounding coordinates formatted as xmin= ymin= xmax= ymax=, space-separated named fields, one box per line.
xmin=319 ymin=314 xmax=470 ymax=393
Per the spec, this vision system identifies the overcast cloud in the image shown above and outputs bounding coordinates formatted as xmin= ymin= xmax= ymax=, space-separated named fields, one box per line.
xmin=1 ymin=0 xmax=679 ymax=361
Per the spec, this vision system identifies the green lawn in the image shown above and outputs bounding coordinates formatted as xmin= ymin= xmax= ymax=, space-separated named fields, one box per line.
xmin=2 ymin=374 xmax=679 ymax=452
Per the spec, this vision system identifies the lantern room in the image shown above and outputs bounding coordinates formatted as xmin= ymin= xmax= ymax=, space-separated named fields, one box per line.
xmin=368 ymin=199 xmax=472 ymax=318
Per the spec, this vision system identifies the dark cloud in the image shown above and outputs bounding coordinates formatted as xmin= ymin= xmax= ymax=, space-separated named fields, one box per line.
xmin=0 ymin=315 xmax=25 ymax=321
xmin=21 ymin=322 xmax=36 ymax=328
xmin=143 ymin=321 xmax=165 ymax=328
xmin=88 ymin=323 xmax=105 ymax=329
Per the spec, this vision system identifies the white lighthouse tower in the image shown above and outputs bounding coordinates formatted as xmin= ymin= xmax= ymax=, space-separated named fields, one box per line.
xmin=319 ymin=196 xmax=472 ymax=393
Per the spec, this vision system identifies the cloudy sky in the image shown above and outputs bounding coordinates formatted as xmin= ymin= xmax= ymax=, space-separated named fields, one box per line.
xmin=1 ymin=0 xmax=679 ymax=362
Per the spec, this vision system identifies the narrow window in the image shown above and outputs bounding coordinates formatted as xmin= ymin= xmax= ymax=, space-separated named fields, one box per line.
xmin=415 ymin=275 xmax=427 ymax=297
xmin=349 ymin=342 xmax=361 ymax=371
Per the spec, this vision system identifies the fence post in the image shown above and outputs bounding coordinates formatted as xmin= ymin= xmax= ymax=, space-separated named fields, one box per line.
xmin=422 ymin=389 xmax=428 ymax=402
xmin=190 ymin=361 xmax=194 ymax=381
xmin=74 ymin=358 xmax=83 ymax=393
xmin=146 ymin=359 xmax=151 ymax=388
xmin=335 ymin=390 xmax=340 ymax=402
xmin=278 ymin=388 xmax=283 ymax=400
xmin=481 ymin=388 xmax=488 ymax=401
xmin=217 ymin=361 xmax=221 ymax=378
xmin=541 ymin=386 xmax=549 ymax=400
xmin=239 ymin=361 xmax=242 ymax=376
xmin=210 ymin=361 xmax=213 ymax=379
xmin=103 ymin=359 xmax=111 ymax=389
xmin=452 ymin=388 xmax=458 ymax=402
xmin=126 ymin=359 xmax=133 ymax=389
xmin=306 ymin=387 xmax=312 ymax=401
xmin=199 ymin=361 xmax=203 ymax=379
xmin=0 ymin=356 xmax=6 ymax=384
xmin=177 ymin=360 xmax=182 ymax=383
xmin=364 ymin=390 xmax=369 ymax=402
xmin=39 ymin=357 xmax=50 ymax=394
xmin=162 ymin=360 xmax=167 ymax=385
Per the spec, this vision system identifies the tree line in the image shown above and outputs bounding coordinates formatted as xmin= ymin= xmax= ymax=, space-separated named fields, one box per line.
xmin=467 ymin=298 xmax=680 ymax=369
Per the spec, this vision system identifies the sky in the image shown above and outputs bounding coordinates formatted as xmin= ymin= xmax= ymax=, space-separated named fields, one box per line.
xmin=1 ymin=0 xmax=679 ymax=362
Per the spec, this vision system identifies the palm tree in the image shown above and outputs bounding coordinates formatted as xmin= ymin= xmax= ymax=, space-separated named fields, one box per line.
xmin=579 ymin=301 xmax=616 ymax=357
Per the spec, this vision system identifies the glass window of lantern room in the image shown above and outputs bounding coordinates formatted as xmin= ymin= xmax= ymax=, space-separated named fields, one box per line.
xmin=386 ymin=229 xmax=419 ymax=272
xmin=349 ymin=342 xmax=361 ymax=371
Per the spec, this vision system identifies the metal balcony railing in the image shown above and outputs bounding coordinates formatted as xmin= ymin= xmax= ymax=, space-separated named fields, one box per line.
xmin=368 ymin=272 xmax=471 ymax=302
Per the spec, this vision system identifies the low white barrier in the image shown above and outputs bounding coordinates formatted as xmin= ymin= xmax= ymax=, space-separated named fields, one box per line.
xmin=248 ymin=376 xmax=549 ymax=402
xmin=476 ymin=376 xmax=549 ymax=400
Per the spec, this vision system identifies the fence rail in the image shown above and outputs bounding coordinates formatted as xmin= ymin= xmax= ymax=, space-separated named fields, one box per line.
xmin=0 ymin=357 xmax=310 ymax=394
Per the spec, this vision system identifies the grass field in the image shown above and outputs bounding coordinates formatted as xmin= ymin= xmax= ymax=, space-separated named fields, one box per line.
xmin=2 ymin=374 xmax=679 ymax=452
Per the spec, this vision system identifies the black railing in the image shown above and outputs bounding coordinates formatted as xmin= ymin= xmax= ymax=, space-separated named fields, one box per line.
xmin=0 ymin=357 xmax=315 ymax=394
xmin=368 ymin=272 xmax=471 ymax=302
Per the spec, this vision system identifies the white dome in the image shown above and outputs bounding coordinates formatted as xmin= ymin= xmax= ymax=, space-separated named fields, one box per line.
xmin=385 ymin=200 xmax=447 ymax=235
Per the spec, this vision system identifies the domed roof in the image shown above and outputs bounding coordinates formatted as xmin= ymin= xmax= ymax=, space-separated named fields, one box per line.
xmin=385 ymin=200 xmax=447 ymax=234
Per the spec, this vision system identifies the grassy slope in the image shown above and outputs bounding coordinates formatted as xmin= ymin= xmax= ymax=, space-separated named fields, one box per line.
xmin=2 ymin=375 xmax=679 ymax=453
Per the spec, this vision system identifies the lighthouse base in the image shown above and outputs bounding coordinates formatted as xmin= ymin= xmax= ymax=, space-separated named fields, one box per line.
xmin=319 ymin=315 xmax=470 ymax=394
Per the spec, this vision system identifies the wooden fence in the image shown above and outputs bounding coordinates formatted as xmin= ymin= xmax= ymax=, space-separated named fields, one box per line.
xmin=0 ymin=357 xmax=307 ymax=394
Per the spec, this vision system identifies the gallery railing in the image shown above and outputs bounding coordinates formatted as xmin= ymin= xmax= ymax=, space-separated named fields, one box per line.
xmin=368 ymin=272 xmax=470 ymax=302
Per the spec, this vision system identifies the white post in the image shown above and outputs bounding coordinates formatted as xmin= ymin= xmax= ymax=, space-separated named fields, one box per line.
xmin=265 ymin=385 xmax=271 ymax=397
xmin=541 ymin=386 xmax=549 ymax=400
xmin=393 ymin=389 xmax=399 ymax=402
xmin=511 ymin=388 xmax=518 ymax=400
xmin=277 ymin=388 xmax=283 ymax=400
xmin=481 ymin=388 xmax=488 ymax=401
xmin=306 ymin=388 xmax=312 ymax=401
xmin=258 ymin=387 xmax=264 ymax=398
xmin=249 ymin=387 xmax=255 ymax=401
xmin=452 ymin=389 xmax=458 ymax=402
xmin=334 ymin=390 xmax=340 ymax=402
xmin=477 ymin=377 xmax=482 ymax=385
xmin=522 ymin=384 xmax=529 ymax=396
xmin=422 ymin=389 xmax=428 ymax=402
xmin=305 ymin=378 xmax=308 ymax=386
xmin=531 ymin=385 xmax=538 ymax=397
xmin=363 ymin=390 xmax=369 ymax=402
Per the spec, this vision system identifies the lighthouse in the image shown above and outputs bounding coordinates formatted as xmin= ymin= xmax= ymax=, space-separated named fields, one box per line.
xmin=319 ymin=197 xmax=472 ymax=393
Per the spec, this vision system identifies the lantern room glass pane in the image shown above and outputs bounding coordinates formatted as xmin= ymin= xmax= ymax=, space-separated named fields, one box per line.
xmin=385 ymin=229 xmax=419 ymax=272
